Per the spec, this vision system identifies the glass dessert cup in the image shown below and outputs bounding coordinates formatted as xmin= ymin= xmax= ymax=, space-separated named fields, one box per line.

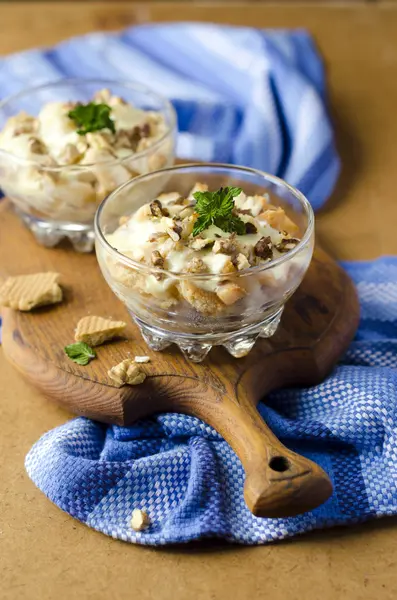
xmin=0 ymin=78 xmax=176 ymax=252
xmin=95 ymin=164 xmax=314 ymax=362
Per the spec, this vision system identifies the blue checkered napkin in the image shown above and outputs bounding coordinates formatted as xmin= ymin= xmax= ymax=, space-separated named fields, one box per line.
xmin=25 ymin=258 xmax=397 ymax=545
xmin=0 ymin=24 xmax=339 ymax=210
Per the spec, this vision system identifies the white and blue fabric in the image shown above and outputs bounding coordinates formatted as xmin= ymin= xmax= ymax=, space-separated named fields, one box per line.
xmin=26 ymin=258 xmax=397 ymax=545
xmin=0 ymin=23 xmax=339 ymax=210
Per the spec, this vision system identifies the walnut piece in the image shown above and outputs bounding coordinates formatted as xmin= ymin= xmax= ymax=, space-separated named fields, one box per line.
xmin=189 ymin=237 xmax=214 ymax=251
xmin=186 ymin=257 xmax=208 ymax=274
xmin=245 ymin=222 xmax=258 ymax=234
xmin=212 ymin=235 xmax=239 ymax=256
xmin=275 ymin=238 xmax=300 ymax=253
xmin=130 ymin=509 xmax=150 ymax=531
xmin=151 ymin=250 xmax=164 ymax=268
xmin=166 ymin=223 xmax=182 ymax=241
xmin=234 ymin=253 xmax=250 ymax=270
xmin=108 ymin=359 xmax=147 ymax=387
xmin=254 ymin=236 xmax=273 ymax=260
xmin=150 ymin=199 xmax=169 ymax=218
xmin=134 ymin=356 xmax=151 ymax=364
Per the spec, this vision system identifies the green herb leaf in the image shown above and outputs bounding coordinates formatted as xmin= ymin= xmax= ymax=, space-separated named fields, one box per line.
xmin=192 ymin=186 xmax=246 ymax=236
xmin=192 ymin=215 xmax=210 ymax=237
xmin=68 ymin=102 xmax=115 ymax=136
xmin=64 ymin=342 xmax=96 ymax=365
xmin=214 ymin=214 xmax=247 ymax=235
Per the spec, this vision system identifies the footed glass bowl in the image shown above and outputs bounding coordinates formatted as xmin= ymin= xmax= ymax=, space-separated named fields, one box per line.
xmin=0 ymin=78 xmax=176 ymax=252
xmin=95 ymin=164 xmax=314 ymax=362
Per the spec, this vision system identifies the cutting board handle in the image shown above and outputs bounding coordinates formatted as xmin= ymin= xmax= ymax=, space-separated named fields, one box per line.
xmin=186 ymin=390 xmax=333 ymax=518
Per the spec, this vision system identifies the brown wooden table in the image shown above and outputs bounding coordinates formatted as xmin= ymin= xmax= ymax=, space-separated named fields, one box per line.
xmin=1 ymin=3 xmax=397 ymax=600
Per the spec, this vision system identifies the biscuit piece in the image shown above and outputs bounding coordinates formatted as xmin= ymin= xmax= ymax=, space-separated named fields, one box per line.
xmin=108 ymin=359 xmax=146 ymax=387
xmin=131 ymin=509 xmax=150 ymax=531
xmin=0 ymin=272 xmax=62 ymax=311
xmin=75 ymin=316 xmax=126 ymax=346
xmin=179 ymin=280 xmax=223 ymax=315
xmin=260 ymin=208 xmax=299 ymax=236
xmin=216 ymin=282 xmax=247 ymax=306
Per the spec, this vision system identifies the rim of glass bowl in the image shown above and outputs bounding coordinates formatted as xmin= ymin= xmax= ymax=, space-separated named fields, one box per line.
xmin=0 ymin=77 xmax=177 ymax=170
xmin=95 ymin=163 xmax=315 ymax=280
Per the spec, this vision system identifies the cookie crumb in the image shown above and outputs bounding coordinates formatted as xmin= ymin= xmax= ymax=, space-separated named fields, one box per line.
xmin=134 ymin=356 xmax=151 ymax=364
xmin=131 ymin=509 xmax=150 ymax=531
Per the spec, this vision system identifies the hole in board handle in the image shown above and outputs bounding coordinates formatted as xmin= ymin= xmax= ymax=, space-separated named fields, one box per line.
xmin=269 ymin=456 xmax=290 ymax=472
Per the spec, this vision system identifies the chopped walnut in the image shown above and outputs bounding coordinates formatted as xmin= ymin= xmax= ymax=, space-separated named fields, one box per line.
xmin=276 ymin=238 xmax=300 ymax=253
xmin=166 ymin=223 xmax=182 ymax=242
xmin=116 ymin=124 xmax=151 ymax=152
xmin=157 ymin=192 xmax=182 ymax=204
xmin=212 ymin=235 xmax=239 ymax=256
xmin=254 ymin=236 xmax=273 ymax=260
xmin=186 ymin=257 xmax=208 ymax=274
xmin=131 ymin=509 xmax=150 ymax=531
xmin=189 ymin=237 xmax=214 ymax=251
xmin=216 ymin=282 xmax=247 ymax=305
xmin=108 ymin=359 xmax=146 ymax=387
xmin=234 ymin=253 xmax=250 ymax=270
xmin=86 ymin=131 xmax=115 ymax=152
xmin=151 ymin=250 xmax=164 ymax=268
xmin=150 ymin=199 xmax=169 ymax=218
xmin=28 ymin=137 xmax=47 ymax=155
xmin=245 ymin=222 xmax=258 ymax=234
xmin=134 ymin=356 xmax=151 ymax=364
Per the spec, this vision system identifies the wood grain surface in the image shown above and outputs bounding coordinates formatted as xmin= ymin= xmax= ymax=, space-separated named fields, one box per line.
xmin=0 ymin=198 xmax=359 ymax=517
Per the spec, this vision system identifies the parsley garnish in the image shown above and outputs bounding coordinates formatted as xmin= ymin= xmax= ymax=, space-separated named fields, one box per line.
xmin=68 ymin=102 xmax=116 ymax=135
xmin=192 ymin=187 xmax=246 ymax=237
xmin=64 ymin=342 xmax=96 ymax=365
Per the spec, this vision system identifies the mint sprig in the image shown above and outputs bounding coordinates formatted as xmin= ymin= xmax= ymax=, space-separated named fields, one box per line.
xmin=68 ymin=102 xmax=116 ymax=136
xmin=64 ymin=342 xmax=96 ymax=365
xmin=192 ymin=187 xmax=246 ymax=237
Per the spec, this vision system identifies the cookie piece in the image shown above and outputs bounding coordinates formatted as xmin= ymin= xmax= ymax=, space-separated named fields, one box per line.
xmin=0 ymin=272 xmax=62 ymax=311
xmin=75 ymin=315 xmax=126 ymax=346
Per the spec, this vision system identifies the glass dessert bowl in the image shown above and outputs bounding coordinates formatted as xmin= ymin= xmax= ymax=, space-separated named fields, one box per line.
xmin=0 ymin=78 xmax=176 ymax=252
xmin=95 ymin=164 xmax=314 ymax=362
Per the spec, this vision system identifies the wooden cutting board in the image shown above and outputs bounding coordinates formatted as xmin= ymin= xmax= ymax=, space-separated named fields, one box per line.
xmin=0 ymin=199 xmax=360 ymax=518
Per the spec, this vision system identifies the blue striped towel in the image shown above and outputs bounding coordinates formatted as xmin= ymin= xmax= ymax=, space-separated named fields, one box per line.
xmin=26 ymin=258 xmax=397 ymax=544
xmin=0 ymin=23 xmax=339 ymax=210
